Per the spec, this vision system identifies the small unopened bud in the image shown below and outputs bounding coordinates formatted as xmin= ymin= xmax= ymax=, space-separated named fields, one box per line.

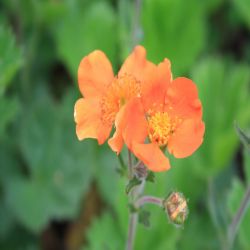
xmin=134 ymin=162 xmax=148 ymax=180
xmin=163 ymin=192 xmax=188 ymax=227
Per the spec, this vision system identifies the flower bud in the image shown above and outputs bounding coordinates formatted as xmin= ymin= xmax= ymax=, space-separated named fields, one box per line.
xmin=134 ymin=161 xmax=148 ymax=180
xmin=163 ymin=191 xmax=188 ymax=227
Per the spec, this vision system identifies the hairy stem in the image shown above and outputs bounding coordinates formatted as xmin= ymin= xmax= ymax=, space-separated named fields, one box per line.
xmin=126 ymin=212 xmax=138 ymax=250
xmin=227 ymin=185 xmax=250 ymax=250
xmin=126 ymin=0 xmax=143 ymax=248
xmin=126 ymin=151 xmax=145 ymax=250
xmin=126 ymin=149 xmax=137 ymax=250
xmin=136 ymin=195 xmax=163 ymax=208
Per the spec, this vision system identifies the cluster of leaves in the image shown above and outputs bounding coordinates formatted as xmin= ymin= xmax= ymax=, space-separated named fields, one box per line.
xmin=0 ymin=0 xmax=250 ymax=249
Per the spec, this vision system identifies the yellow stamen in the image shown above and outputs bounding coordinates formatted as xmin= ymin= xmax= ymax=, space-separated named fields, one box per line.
xmin=100 ymin=75 xmax=141 ymax=126
xmin=100 ymin=92 xmax=119 ymax=126
xmin=148 ymin=111 xmax=176 ymax=146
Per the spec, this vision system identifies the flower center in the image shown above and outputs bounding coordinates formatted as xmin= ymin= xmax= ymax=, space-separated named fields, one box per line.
xmin=100 ymin=75 xmax=141 ymax=126
xmin=148 ymin=111 xmax=175 ymax=147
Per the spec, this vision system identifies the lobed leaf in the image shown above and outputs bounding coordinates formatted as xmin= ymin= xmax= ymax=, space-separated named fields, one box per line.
xmin=142 ymin=0 xmax=206 ymax=75
xmin=0 ymin=25 xmax=22 ymax=95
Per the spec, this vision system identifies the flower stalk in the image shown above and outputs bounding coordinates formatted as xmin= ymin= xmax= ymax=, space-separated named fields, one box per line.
xmin=126 ymin=212 xmax=138 ymax=250
xmin=136 ymin=196 xmax=163 ymax=208
xmin=126 ymin=150 xmax=144 ymax=250
xmin=125 ymin=155 xmax=165 ymax=249
xmin=126 ymin=194 xmax=164 ymax=250
xmin=126 ymin=153 xmax=145 ymax=250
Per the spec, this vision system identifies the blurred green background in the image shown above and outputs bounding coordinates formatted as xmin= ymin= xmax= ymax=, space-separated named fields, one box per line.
xmin=0 ymin=0 xmax=250 ymax=249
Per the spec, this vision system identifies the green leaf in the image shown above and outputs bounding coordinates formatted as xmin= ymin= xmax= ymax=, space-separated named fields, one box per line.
xmin=244 ymin=149 xmax=250 ymax=184
xmin=142 ymin=0 xmax=206 ymax=75
xmin=0 ymin=25 xmax=22 ymax=95
xmin=117 ymin=153 xmax=128 ymax=177
xmin=191 ymin=58 xmax=250 ymax=177
xmin=12 ymin=86 xmax=121 ymax=232
xmin=0 ymin=143 xmax=22 ymax=238
xmin=232 ymin=0 xmax=250 ymax=28
xmin=146 ymin=171 xmax=155 ymax=183
xmin=235 ymin=123 xmax=250 ymax=150
xmin=0 ymin=97 xmax=18 ymax=138
xmin=95 ymin=144 xmax=118 ymax=206
xmin=56 ymin=1 xmax=118 ymax=78
xmin=128 ymin=203 xmax=138 ymax=213
xmin=227 ymin=178 xmax=250 ymax=249
xmin=178 ymin=209 xmax=220 ymax=250
xmin=83 ymin=212 xmax=123 ymax=250
xmin=0 ymin=222 xmax=38 ymax=250
xmin=11 ymin=88 xmax=94 ymax=232
xmin=0 ymin=200 xmax=15 ymax=239
xmin=138 ymin=210 xmax=151 ymax=228
xmin=206 ymin=169 xmax=233 ymax=245
xmin=202 ymin=0 xmax=225 ymax=13
xmin=6 ymin=179 xmax=52 ymax=232
xmin=0 ymin=143 xmax=22 ymax=186
xmin=125 ymin=176 xmax=142 ymax=194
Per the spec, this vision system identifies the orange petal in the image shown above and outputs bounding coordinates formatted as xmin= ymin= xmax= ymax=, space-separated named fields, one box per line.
xmin=166 ymin=77 xmax=202 ymax=119
xmin=123 ymin=98 xmax=148 ymax=149
xmin=108 ymin=130 xmax=124 ymax=154
xmin=142 ymin=58 xmax=172 ymax=112
xmin=132 ymin=142 xmax=171 ymax=172
xmin=108 ymin=105 xmax=127 ymax=154
xmin=78 ymin=50 xmax=114 ymax=98
xmin=167 ymin=119 xmax=205 ymax=158
xmin=118 ymin=45 xmax=156 ymax=84
xmin=108 ymin=98 xmax=148 ymax=154
xmin=157 ymin=58 xmax=172 ymax=83
xmin=74 ymin=98 xmax=111 ymax=144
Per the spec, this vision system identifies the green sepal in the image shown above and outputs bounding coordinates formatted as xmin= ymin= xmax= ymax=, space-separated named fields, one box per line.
xmin=116 ymin=154 xmax=128 ymax=177
xmin=116 ymin=166 xmax=127 ymax=177
xmin=146 ymin=171 xmax=155 ymax=183
xmin=125 ymin=176 xmax=142 ymax=194
xmin=128 ymin=204 xmax=139 ymax=213
xmin=138 ymin=209 xmax=151 ymax=228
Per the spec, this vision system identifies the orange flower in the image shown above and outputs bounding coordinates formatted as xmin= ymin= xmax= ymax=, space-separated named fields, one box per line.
xmin=74 ymin=46 xmax=156 ymax=146
xmin=109 ymin=58 xmax=205 ymax=172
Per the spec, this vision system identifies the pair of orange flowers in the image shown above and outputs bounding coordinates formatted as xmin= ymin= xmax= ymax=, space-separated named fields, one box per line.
xmin=74 ymin=46 xmax=205 ymax=172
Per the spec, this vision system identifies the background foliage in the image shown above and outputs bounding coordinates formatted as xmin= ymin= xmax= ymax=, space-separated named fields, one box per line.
xmin=0 ymin=0 xmax=250 ymax=249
